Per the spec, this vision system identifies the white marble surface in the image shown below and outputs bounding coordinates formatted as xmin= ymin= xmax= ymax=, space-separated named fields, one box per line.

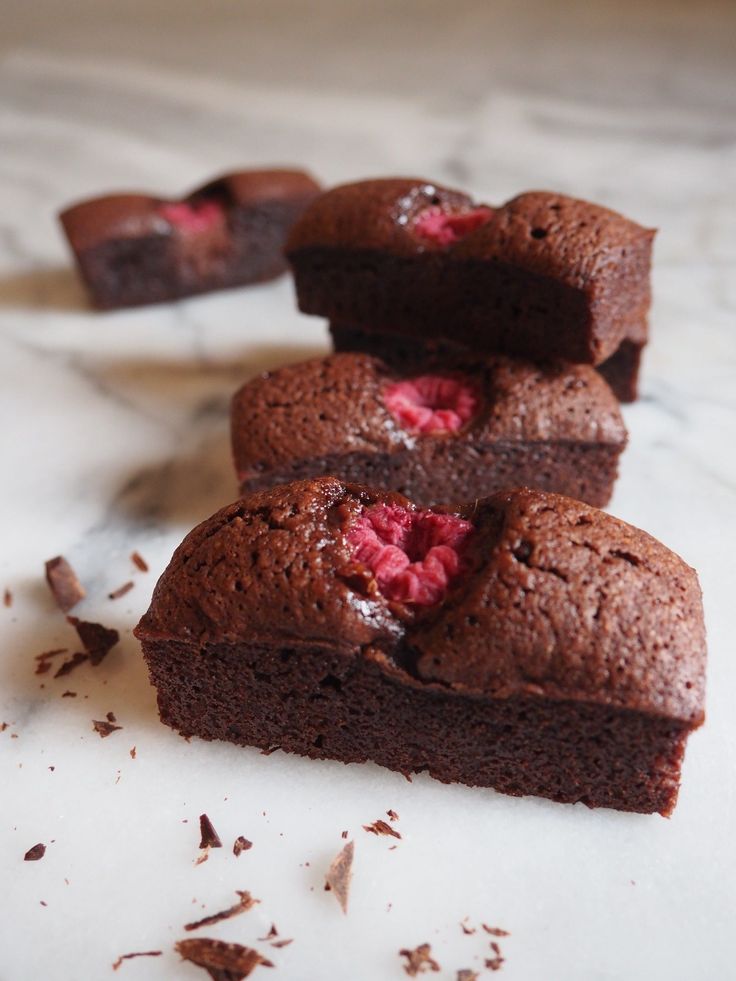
xmin=1 ymin=2 xmax=735 ymax=979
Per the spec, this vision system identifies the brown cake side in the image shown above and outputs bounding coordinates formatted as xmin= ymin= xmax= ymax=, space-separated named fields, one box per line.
xmin=135 ymin=478 xmax=706 ymax=815
xmin=286 ymin=178 xmax=654 ymax=398
xmin=59 ymin=168 xmax=321 ymax=309
xmin=230 ymin=352 xmax=627 ymax=506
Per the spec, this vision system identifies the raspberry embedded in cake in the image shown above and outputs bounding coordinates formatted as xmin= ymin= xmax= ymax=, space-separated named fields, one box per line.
xmin=348 ymin=503 xmax=474 ymax=606
xmin=413 ymin=205 xmax=492 ymax=246
xmin=384 ymin=375 xmax=479 ymax=435
xmin=158 ymin=199 xmax=224 ymax=234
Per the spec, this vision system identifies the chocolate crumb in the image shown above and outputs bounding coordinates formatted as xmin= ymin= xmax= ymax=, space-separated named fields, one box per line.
xmin=0 ymin=722 xmax=7 ymax=731
xmin=45 ymin=556 xmax=85 ymax=612
xmin=54 ymin=652 xmax=89 ymax=678
xmin=194 ymin=851 xmax=209 ymax=866
xmin=175 ymin=937 xmax=274 ymax=979
xmin=49 ymin=766 xmax=55 ymax=772
xmin=62 ymin=690 xmax=77 ymax=698
xmin=67 ymin=616 xmax=120 ymax=665
xmin=482 ymin=925 xmax=510 ymax=938
xmin=112 ymin=951 xmax=163 ymax=971
xmin=258 ymin=925 xmax=278 ymax=942
xmin=457 ymin=972 xmax=479 ymax=981
xmin=460 ymin=919 xmax=476 ymax=935
xmin=399 ymin=943 xmax=440 ymax=976
xmin=34 ymin=649 xmax=68 ymax=675
xmin=341 ymin=830 xmax=348 ymax=839
xmin=108 ymin=581 xmax=134 ymax=600
xmin=3 ymin=589 xmax=12 ymax=607
xmin=271 ymin=939 xmax=292 ymax=949
xmin=24 ymin=843 xmax=46 ymax=861
xmin=233 ymin=836 xmax=252 ymax=856
xmin=184 ymin=891 xmax=259 ymax=931
xmin=199 ymin=814 xmax=222 ymax=849
xmin=130 ymin=746 xmax=136 ymax=759
xmin=106 ymin=711 xmax=117 ymax=723
xmin=92 ymin=718 xmax=122 ymax=738
xmin=40 ymin=900 xmax=47 ymax=907
xmin=387 ymin=809 xmax=399 ymax=821
xmin=485 ymin=956 xmax=505 ymax=971
xmin=324 ymin=839 xmax=354 ymax=914
xmin=131 ymin=551 xmax=149 ymax=573
xmin=490 ymin=942 xmax=501 ymax=956
xmin=363 ymin=819 xmax=401 ymax=840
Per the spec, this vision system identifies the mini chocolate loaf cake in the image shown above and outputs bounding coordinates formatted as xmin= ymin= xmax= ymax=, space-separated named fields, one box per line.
xmin=60 ymin=168 xmax=321 ymax=309
xmin=286 ymin=179 xmax=655 ymax=401
xmin=231 ymin=352 xmax=627 ymax=507
xmin=135 ymin=478 xmax=706 ymax=815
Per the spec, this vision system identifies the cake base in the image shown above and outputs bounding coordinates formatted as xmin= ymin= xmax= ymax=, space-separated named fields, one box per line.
xmin=143 ymin=638 xmax=688 ymax=816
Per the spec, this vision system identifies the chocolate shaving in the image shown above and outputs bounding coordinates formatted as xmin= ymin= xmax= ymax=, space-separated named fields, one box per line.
xmin=324 ymin=839 xmax=354 ymax=914
xmin=399 ymin=943 xmax=440 ymax=976
xmin=108 ymin=581 xmax=134 ymax=600
xmin=233 ymin=836 xmax=252 ymax=856
xmin=112 ymin=951 xmax=163 ymax=971
xmin=92 ymin=718 xmax=122 ymax=738
xmin=257 ymin=925 xmax=278 ymax=942
xmin=457 ymin=972 xmax=479 ymax=981
xmin=270 ymin=939 xmax=292 ymax=949
xmin=184 ymin=891 xmax=258 ymax=932
xmin=4 ymin=589 xmax=12 ymax=607
xmin=24 ymin=843 xmax=46 ymax=861
xmin=194 ymin=851 xmax=209 ymax=866
xmin=460 ymin=919 xmax=476 ymax=935
xmin=34 ymin=649 xmax=68 ymax=675
xmin=482 ymin=925 xmax=510 ymax=937
xmin=45 ymin=556 xmax=85 ymax=612
xmin=67 ymin=616 xmax=120 ymax=665
xmin=363 ymin=819 xmax=401 ymax=839
xmin=341 ymin=829 xmax=348 ymax=839
xmin=175 ymin=938 xmax=273 ymax=980
xmin=485 ymin=956 xmax=505 ymax=971
xmin=130 ymin=746 xmax=136 ymax=759
xmin=131 ymin=551 xmax=149 ymax=572
xmin=387 ymin=809 xmax=399 ymax=821
xmin=54 ymin=652 xmax=89 ymax=678
xmin=199 ymin=813 xmax=222 ymax=849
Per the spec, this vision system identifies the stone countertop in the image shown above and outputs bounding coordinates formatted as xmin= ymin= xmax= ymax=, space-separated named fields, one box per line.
xmin=1 ymin=2 xmax=734 ymax=978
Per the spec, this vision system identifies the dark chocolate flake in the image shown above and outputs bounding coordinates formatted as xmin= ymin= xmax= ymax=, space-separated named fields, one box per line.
xmin=45 ymin=556 xmax=86 ymax=612
xmin=67 ymin=616 xmax=120 ymax=665
xmin=233 ymin=835 xmax=252 ymax=856
xmin=24 ymin=843 xmax=46 ymax=861
xmin=108 ymin=581 xmax=134 ymax=600
xmin=363 ymin=818 xmax=402 ymax=839
xmin=399 ymin=943 xmax=440 ymax=976
xmin=199 ymin=813 xmax=222 ymax=849
xmin=175 ymin=937 xmax=274 ymax=980
xmin=131 ymin=551 xmax=149 ymax=572
xmin=112 ymin=951 xmax=163 ymax=971
xmin=324 ymin=839 xmax=354 ymax=914
xmin=184 ymin=891 xmax=259 ymax=931
xmin=92 ymin=718 xmax=122 ymax=738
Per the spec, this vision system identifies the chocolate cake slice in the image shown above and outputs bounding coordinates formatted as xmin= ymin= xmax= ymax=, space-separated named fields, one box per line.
xmin=231 ymin=352 xmax=627 ymax=507
xmin=285 ymin=178 xmax=655 ymax=401
xmin=135 ymin=478 xmax=706 ymax=815
xmin=60 ymin=168 xmax=321 ymax=309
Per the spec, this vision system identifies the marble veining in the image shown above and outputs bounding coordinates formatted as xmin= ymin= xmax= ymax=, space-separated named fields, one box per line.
xmin=1 ymin=2 xmax=734 ymax=979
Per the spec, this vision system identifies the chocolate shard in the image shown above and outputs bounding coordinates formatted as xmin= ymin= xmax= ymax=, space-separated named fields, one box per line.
xmin=54 ymin=652 xmax=89 ymax=678
xmin=92 ymin=718 xmax=122 ymax=738
xmin=112 ymin=951 xmax=163 ymax=971
xmin=24 ymin=843 xmax=46 ymax=861
xmin=233 ymin=835 xmax=253 ymax=857
xmin=184 ymin=891 xmax=259 ymax=931
xmin=324 ymin=839 xmax=354 ymax=914
xmin=67 ymin=616 xmax=120 ymax=665
xmin=399 ymin=943 xmax=441 ymax=976
xmin=363 ymin=819 xmax=401 ymax=840
xmin=175 ymin=937 xmax=274 ymax=980
xmin=131 ymin=551 xmax=149 ymax=572
xmin=199 ymin=813 xmax=222 ymax=849
xmin=45 ymin=556 xmax=86 ymax=612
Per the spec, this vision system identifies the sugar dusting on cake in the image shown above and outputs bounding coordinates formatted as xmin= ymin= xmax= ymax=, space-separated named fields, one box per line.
xmin=413 ymin=205 xmax=492 ymax=246
xmin=348 ymin=503 xmax=473 ymax=605
xmin=384 ymin=375 xmax=479 ymax=434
